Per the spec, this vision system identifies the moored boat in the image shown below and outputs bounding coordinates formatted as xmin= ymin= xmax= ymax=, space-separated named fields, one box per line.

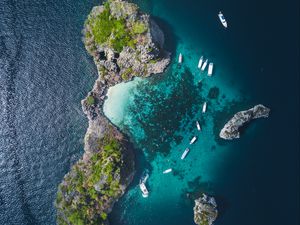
xmin=181 ymin=148 xmax=190 ymax=160
xmin=208 ymin=63 xmax=214 ymax=76
xmin=198 ymin=56 xmax=204 ymax=69
xmin=178 ymin=53 xmax=183 ymax=63
xmin=201 ymin=59 xmax=208 ymax=71
xmin=202 ymin=102 xmax=207 ymax=113
xmin=218 ymin=11 xmax=228 ymax=28
xmin=139 ymin=171 xmax=149 ymax=197
xmin=139 ymin=183 xmax=149 ymax=198
xmin=163 ymin=168 xmax=172 ymax=174
xmin=196 ymin=121 xmax=201 ymax=131
xmin=190 ymin=136 xmax=197 ymax=144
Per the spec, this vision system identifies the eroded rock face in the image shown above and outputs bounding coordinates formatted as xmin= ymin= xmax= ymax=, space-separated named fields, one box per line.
xmin=194 ymin=194 xmax=218 ymax=225
xmin=84 ymin=0 xmax=170 ymax=82
xmin=219 ymin=104 xmax=270 ymax=140
xmin=56 ymin=1 xmax=170 ymax=225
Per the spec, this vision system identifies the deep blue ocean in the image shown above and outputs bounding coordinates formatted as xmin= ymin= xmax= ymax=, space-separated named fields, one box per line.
xmin=0 ymin=0 xmax=299 ymax=225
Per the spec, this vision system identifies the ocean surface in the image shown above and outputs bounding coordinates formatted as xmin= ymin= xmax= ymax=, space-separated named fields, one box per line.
xmin=0 ymin=0 xmax=299 ymax=225
xmin=0 ymin=0 xmax=98 ymax=224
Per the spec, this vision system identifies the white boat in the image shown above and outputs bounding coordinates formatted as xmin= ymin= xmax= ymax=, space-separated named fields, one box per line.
xmin=139 ymin=183 xmax=149 ymax=198
xmin=178 ymin=53 xmax=183 ymax=63
xmin=218 ymin=11 xmax=228 ymax=28
xmin=198 ymin=56 xmax=204 ymax=69
xmin=190 ymin=136 xmax=197 ymax=144
xmin=196 ymin=121 xmax=201 ymax=131
xmin=208 ymin=63 xmax=214 ymax=76
xmin=202 ymin=102 xmax=207 ymax=113
xmin=181 ymin=148 xmax=190 ymax=160
xmin=163 ymin=168 xmax=172 ymax=174
xmin=139 ymin=171 xmax=149 ymax=197
xmin=201 ymin=59 xmax=208 ymax=71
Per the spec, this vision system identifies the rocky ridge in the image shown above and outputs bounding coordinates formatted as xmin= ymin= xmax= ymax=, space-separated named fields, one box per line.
xmin=55 ymin=1 xmax=170 ymax=224
xmin=219 ymin=104 xmax=270 ymax=140
xmin=194 ymin=194 xmax=218 ymax=225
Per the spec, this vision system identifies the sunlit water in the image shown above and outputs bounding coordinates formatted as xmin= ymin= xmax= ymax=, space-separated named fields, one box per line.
xmin=0 ymin=0 xmax=98 ymax=224
xmin=0 ymin=0 xmax=298 ymax=225
xmin=104 ymin=41 xmax=243 ymax=225
xmin=105 ymin=0 xmax=299 ymax=225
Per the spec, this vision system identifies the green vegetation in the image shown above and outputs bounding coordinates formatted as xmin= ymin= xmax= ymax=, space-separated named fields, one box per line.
xmin=86 ymin=96 xmax=95 ymax=106
xmin=89 ymin=2 xmax=112 ymax=44
xmin=68 ymin=212 xmax=84 ymax=225
xmin=149 ymin=58 xmax=158 ymax=64
xmin=121 ymin=67 xmax=133 ymax=80
xmin=86 ymin=2 xmax=138 ymax=52
xmin=200 ymin=220 xmax=209 ymax=225
xmin=56 ymin=133 xmax=124 ymax=225
xmin=99 ymin=66 xmax=107 ymax=80
xmin=100 ymin=212 xmax=107 ymax=220
xmin=132 ymin=21 xmax=148 ymax=34
xmin=109 ymin=19 xmax=135 ymax=52
xmin=56 ymin=1 xmax=151 ymax=223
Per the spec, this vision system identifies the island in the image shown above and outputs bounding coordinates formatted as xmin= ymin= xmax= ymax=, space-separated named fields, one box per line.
xmin=193 ymin=194 xmax=218 ymax=225
xmin=55 ymin=0 xmax=170 ymax=224
xmin=219 ymin=104 xmax=270 ymax=140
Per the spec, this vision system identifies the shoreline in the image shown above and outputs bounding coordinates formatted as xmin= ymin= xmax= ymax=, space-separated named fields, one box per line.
xmin=55 ymin=0 xmax=170 ymax=224
xmin=103 ymin=77 xmax=142 ymax=126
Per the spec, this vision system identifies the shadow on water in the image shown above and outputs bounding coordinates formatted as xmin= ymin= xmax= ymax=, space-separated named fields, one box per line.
xmin=212 ymin=99 xmax=270 ymax=146
xmin=180 ymin=177 xmax=231 ymax=221
xmin=214 ymin=195 xmax=231 ymax=220
xmin=212 ymin=99 xmax=249 ymax=145
xmin=152 ymin=16 xmax=178 ymax=55
xmin=108 ymin=139 xmax=151 ymax=224
xmin=127 ymin=138 xmax=152 ymax=187
xmin=108 ymin=16 xmax=191 ymax=224
xmin=183 ymin=176 xmax=214 ymax=200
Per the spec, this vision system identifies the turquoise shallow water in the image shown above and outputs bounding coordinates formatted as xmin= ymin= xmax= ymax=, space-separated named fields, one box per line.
xmin=0 ymin=0 xmax=298 ymax=224
xmin=104 ymin=20 xmax=244 ymax=225
xmin=104 ymin=0 xmax=299 ymax=225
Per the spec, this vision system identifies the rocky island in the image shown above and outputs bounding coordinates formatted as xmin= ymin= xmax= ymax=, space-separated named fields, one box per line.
xmin=55 ymin=0 xmax=170 ymax=224
xmin=219 ymin=104 xmax=270 ymax=140
xmin=193 ymin=194 xmax=218 ymax=225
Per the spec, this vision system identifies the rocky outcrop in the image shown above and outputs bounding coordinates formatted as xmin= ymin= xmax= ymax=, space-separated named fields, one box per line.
xmin=56 ymin=1 xmax=170 ymax=225
xmin=194 ymin=194 xmax=218 ymax=225
xmin=219 ymin=104 xmax=270 ymax=140
xmin=84 ymin=1 xmax=170 ymax=82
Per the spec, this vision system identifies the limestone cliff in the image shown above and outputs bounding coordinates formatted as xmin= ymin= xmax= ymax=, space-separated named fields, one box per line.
xmin=55 ymin=1 xmax=170 ymax=224
xmin=219 ymin=104 xmax=270 ymax=140
xmin=194 ymin=194 xmax=218 ymax=225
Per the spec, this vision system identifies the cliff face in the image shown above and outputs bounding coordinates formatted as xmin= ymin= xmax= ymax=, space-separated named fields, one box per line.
xmin=55 ymin=1 xmax=170 ymax=224
xmin=219 ymin=104 xmax=270 ymax=140
xmin=84 ymin=0 xmax=170 ymax=83
xmin=194 ymin=194 xmax=218 ymax=225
